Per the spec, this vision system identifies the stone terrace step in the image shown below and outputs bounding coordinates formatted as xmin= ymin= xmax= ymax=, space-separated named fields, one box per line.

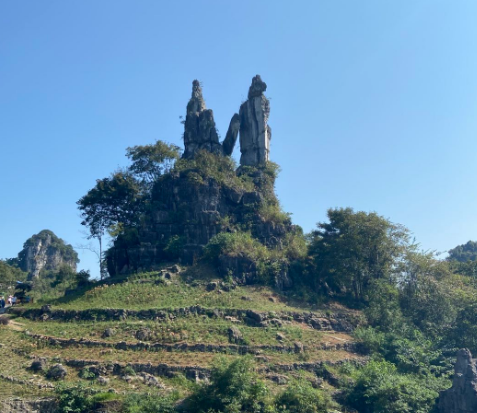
xmin=11 ymin=306 xmax=360 ymax=332
xmin=26 ymin=332 xmax=358 ymax=355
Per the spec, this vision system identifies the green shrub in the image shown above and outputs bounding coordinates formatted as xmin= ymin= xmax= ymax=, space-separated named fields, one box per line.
xmin=274 ymin=378 xmax=332 ymax=413
xmin=344 ymin=361 xmax=442 ymax=413
xmin=204 ymin=231 xmax=269 ymax=264
xmin=123 ymin=393 xmax=178 ymax=413
xmin=187 ymin=356 xmax=270 ymax=413
xmin=164 ymin=235 xmax=185 ymax=259
xmin=55 ymin=383 xmax=96 ymax=413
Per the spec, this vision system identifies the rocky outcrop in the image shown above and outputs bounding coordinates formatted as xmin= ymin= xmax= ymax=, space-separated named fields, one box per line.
xmin=437 ymin=348 xmax=477 ymax=413
xmin=182 ymin=80 xmax=223 ymax=159
xmin=0 ymin=399 xmax=56 ymax=413
xmin=17 ymin=230 xmax=78 ymax=279
xmin=182 ymin=75 xmax=271 ymax=165
xmin=239 ymin=75 xmax=271 ymax=166
xmin=106 ymin=77 xmax=292 ymax=283
xmin=14 ymin=305 xmax=361 ymax=332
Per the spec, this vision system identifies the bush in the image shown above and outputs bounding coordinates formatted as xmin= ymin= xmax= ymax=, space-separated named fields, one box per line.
xmin=204 ymin=231 xmax=269 ymax=264
xmin=187 ymin=356 xmax=270 ymax=413
xmin=164 ymin=235 xmax=185 ymax=260
xmin=274 ymin=378 xmax=332 ymax=413
xmin=344 ymin=361 xmax=442 ymax=413
xmin=123 ymin=393 xmax=178 ymax=413
xmin=55 ymin=383 xmax=96 ymax=413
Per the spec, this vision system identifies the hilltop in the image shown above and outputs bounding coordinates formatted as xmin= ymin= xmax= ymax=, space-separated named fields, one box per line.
xmin=2 ymin=77 xmax=477 ymax=413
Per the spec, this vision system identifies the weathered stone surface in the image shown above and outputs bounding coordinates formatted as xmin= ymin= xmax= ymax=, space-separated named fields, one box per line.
xmin=276 ymin=332 xmax=286 ymax=341
xmin=139 ymin=372 xmax=165 ymax=388
xmin=135 ymin=328 xmax=152 ymax=341
xmin=239 ymin=75 xmax=271 ymax=166
xmin=438 ymin=349 xmax=477 ymax=413
xmin=266 ymin=374 xmax=289 ymax=385
xmin=102 ymin=328 xmax=115 ymax=338
xmin=222 ymin=113 xmax=241 ymax=156
xmin=183 ymin=80 xmax=222 ymax=159
xmin=17 ymin=230 xmax=78 ymax=280
xmin=30 ymin=358 xmax=47 ymax=372
xmin=46 ymin=364 xmax=67 ymax=380
xmin=97 ymin=376 xmax=110 ymax=385
xmin=0 ymin=398 xmax=57 ymax=413
xmin=294 ymin=341 xmax=304 ymax=354
xmin=228 ymin=326 xmax=244 ymax=344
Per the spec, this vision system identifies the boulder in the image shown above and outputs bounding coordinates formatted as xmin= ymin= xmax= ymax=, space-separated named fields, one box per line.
xmin=294 ymin=341 xmax=304 ymax=354
xmin=135 ymin=328 xmax=152 ymax=341
xmin=139 ymin=372 xmax=165 ymax=388
xmin=46 ymin=364 xmax=67 ymax=380
xmin=102 ymin=328 xmax=116 ymax=338
xmin=228 ymin=326 xmax=244 ymax=344
xmin=30 ymin=358 xmax=47 ymax=372
xmin=97 ymin=376 xmax=110 ymax=386
xmin=206 ymin=282 xmax=218 ymax=292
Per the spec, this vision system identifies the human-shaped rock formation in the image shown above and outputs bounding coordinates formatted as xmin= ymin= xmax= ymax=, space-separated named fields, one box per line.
xmin=438 ymin=348 xmax=477 ymax=412
xmin=239 ymin=75 xmax=271 ymax=166
xmin=182 ymin=80 xmax=222 ymax=159
xmin=182 ymin=80 xmax=240 ymax=159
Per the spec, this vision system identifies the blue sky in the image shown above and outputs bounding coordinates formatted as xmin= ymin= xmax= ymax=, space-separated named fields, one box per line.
xmin=1 ymin=1 xmax=476 ymax=278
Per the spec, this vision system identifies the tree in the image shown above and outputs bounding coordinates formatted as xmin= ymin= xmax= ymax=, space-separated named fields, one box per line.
xmin=126 ymin=140 xmax=181 ymax=187
xmin=308 ymin=208 xmax=410 ymax=302
xmin=187 ymin=356 xmax=269 ymax=413
xmin=77 ymin=170 xmax=142 ymax=279
xmin=399 ymin=251 xmax=455 ymax=337
xmin=447 ymin=240 xmax=477 ymax=263
xmin=0 ymin=260 xmax=27 ymax=291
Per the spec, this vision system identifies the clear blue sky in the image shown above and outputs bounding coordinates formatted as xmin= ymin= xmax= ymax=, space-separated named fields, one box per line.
xmin=1 ymin=1 xmax=477 ymax=278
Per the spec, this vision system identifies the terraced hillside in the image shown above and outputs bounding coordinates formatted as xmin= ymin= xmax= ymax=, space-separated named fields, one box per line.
xmin=0 ymin=264 xmax=366 ymax=410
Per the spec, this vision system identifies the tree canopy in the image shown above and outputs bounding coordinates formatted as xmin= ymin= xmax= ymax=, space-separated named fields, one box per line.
xmin=448 ymin=240 xmax=477 ymax=262
xmin=308 ymin=208 xmax=410 ymax=302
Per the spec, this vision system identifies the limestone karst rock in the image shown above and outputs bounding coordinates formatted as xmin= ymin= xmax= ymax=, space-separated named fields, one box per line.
xmin=182 ymin=80 xmax=241 ymax=159
xmin=239 ymin=75 xmax=271 ymax=166
xmin=222 ymin=113 xmax=241 ymax=157
xmin=106 ymin=77 xmax=295 ymax=287
xmin=182 ymin=80 xmax=223 ymax=159
xmin=17 ymin=230 xmax=78 ymax=280
xmin=437 ymin=348 xmax=477 ymax=413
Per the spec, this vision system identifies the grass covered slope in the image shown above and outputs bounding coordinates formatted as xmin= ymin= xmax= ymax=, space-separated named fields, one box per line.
xmin=0 ymin=266 xmax=364 ymax=412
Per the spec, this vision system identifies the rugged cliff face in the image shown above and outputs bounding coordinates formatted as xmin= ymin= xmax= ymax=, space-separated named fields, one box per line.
xmin=18 ymin=230 xmax=78 ymax=280
xmin=106 ymin=77 xmax=299 ymax=288
xmin=437 ymin=349 xmax=477 ymax=413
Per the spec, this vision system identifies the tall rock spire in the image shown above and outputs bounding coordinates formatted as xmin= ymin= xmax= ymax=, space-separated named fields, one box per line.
xmin=182 ymin=80 xmax=222 ymax=159
xmin=239 ymin=75 xmax=271 ymax=166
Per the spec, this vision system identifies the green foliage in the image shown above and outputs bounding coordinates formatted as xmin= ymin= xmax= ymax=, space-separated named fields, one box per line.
xmin=77 ymin=170 xmax=143 ymax=241
xmin=0 ymin=259 xmax=27 ymax=287
xmin=345 ymin=361 xmax=443 ymax=413
xmin=274 ymin=378 xmax=332 ymax=413
xmin=174 ymin=150 xmax=254 ymax=192
xmin=187 ymin=356 xmax=270 ymax=413
xmin=447 ymin=240 xmax=477 ymax=262
xmin=54 ymin=382 xmax=96 ymax=413
xmin=258 ymin=201 xmax=291 ymax=226
xmin=123 ymin=393 xmax=179 ymax=413
xmin=308 ymin=208 xmax=410 ymax=302
xmin=164 ymin=235 xmax=185 ymax=260
xmin=365 ymin=280 xmax=403 ymax=331
xmin=446 ymin=303 xmax=477 ymax=353
xmin=126 ymin=140 xmax=181 ymax=185
xmin=399 ymin=252 xmax=456 ymax=338
xmin=204 ymin=231 xmax=269 ymax=264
